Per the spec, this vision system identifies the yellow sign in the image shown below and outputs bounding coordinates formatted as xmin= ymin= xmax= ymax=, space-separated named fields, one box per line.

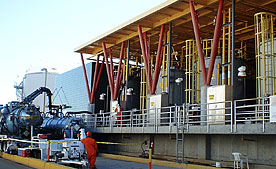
xmin=209 ymin=95 xmax=214 ymax=100
xmin=151 ymin=102 xmax=155 ymax=107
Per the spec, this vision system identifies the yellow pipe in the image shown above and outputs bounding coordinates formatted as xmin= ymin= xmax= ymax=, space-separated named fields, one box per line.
xmin=261 ymin=13 xmax=266 ymax=97
xmin=228 ymin=8 xmax=231 ymax=85
xmin=271 ymin=15 xmax=275 ymax=94
xmin=217 ymin=64 xmax=221 ymax=85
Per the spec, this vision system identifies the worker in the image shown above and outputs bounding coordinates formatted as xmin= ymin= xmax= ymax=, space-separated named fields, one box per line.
xmin=81 ymin=131 xmax=98 ymax=169
xmin=114 ymin=104 xmax=123 ymax=126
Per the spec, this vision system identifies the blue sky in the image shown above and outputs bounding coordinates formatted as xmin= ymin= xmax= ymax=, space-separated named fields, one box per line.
xmin=0 ymin=0 xmax=167 ymax=104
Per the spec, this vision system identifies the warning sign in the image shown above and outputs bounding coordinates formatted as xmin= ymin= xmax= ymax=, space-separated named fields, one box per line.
xmin=209 ymin=95 xmax=214 ymax=101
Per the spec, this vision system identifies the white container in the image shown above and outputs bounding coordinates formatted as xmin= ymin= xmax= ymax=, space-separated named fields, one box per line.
xmin=216 ymin=162 xmax=221 ymax=168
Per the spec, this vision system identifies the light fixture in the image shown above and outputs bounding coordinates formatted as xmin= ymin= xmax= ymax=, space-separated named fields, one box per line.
xmin=175 ymin=78 xmax=183 ymax=85
xmin=238 ymin=66 xmax=247 ymax=77
xmin=126 ymin=88 xmax=134 ymax=96
xmin=99 ymin=93 xmax=106 ymax=100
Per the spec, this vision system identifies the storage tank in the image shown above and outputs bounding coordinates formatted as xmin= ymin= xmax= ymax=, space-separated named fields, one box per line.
xmin=23 ymin=71 xmax=57 ymax=112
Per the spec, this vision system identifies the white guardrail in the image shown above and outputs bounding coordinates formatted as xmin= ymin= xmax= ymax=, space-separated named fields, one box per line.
xmin=83 ymin=97 xmax=272 ymax=133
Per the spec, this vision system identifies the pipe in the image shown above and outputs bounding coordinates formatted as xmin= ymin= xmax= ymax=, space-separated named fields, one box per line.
xmin=138 ymin=25 xmax=153 ymax=94
xmin=207 ymin=0 xmax=224 ymax=85
xmin=168 ymin=22 xmax=172 ymax=103
xmin=90 ymin=55 xmax=100 ymax=103
xmin=80 ymin=53 xmax=92 ymax=103
xmin=190 ymin=1 xmax=207 ymax=85
xmin=152 ymin=25 xmax=165 ymax=94
xmin=102 ymin=42 xmax=115 ymax=100
xmin=126 ymin=40 xmax=130 ymax=90
xmin=231 ymin=0 xmax=235 ymax=87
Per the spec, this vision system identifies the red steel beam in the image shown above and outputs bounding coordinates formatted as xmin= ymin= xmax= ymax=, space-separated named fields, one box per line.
xmin=144 ymin=32 xmax=152 ymax=92
xmin=90 ymin=55 xmax=100 ymax=103
xmin=138 ymin=25 xmax=153 ymax=94
xmin=116 ymin=68 xmax=124 ymax=98
xmin=114 ymin=42 xmax=125 ymax=99
xmin=109 ymin=48 xmax=114 ymax=81
xmin=151 ymin=24 xmax=165 ymax=94
xmin=102 ymin=42 xmax=115 ymax=100
xmin=190 ymin=1 xmax=207 ymax=85
xmin=92 ymin=58 xmax=105 ymax=103
xmin=80 ymin=53 xmax=92 ymax=104
xmin=206 ymin=0 xmax=224 ymax=85
xmin=158 ymin=46 xmax=164 ymax=70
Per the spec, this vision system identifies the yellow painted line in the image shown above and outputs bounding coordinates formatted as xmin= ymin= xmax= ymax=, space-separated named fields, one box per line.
xmin=100 ymin=153 xmax=218 ymax=169
xmin=96 ymin=141 xmax=142 ymax=145
xmin=0 ymin=152 xmax=74 ymax=169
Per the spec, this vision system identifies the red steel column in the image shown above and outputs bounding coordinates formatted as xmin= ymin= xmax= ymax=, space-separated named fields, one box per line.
xmin=138 ymin=25 xmax=153 ymax=94
xmin=114 ymin=42 xmax=125 ymax=98
xmin=109 ymin=48 xmax=114 ymax=81
xmin=207 ymin=0 xmax=224 ymax=85
xmin=152 ymin=24 xmax=165 ymax=94
xmin=93 ymin=58 xmax=105 ymax=103
xmin=190 ymin=1 xmax=207 ymax=85
xmin=144 ymin=32 xmax=152 ymax=90
xmin=90 ymin=55 xmax=100 ymax=103
xmin=102 ymin=42 xmax=115 ymax=100
xmin=80 ymin=53 xmax=92 ymax=103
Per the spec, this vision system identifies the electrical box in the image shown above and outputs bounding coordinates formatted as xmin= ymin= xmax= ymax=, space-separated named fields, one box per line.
xmin=207 ymin=85 xmax=232 ymax=124
xmin=148 ymin=93 xmax=168 ymax=125
xmin=110 ymin=100 xmax=118 ymax=112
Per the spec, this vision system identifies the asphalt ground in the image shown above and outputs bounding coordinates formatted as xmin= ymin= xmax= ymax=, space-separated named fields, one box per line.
xmin=0 ymin=155 xmax=179 ymax=169
xmin=0 ymin=157 xmax=34 ymax=169
xmin=95 ymin=156 xmax=178 ymax=169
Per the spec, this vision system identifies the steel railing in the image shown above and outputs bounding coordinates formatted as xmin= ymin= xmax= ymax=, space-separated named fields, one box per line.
xmin=83 ymin=96 xmax=272 ymax=133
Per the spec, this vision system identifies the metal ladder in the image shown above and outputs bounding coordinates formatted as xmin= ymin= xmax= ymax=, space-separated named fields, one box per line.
xmin=175 ymin=105 xmax=187 ymax=163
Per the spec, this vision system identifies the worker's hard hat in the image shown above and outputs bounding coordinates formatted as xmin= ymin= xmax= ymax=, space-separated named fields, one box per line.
xmin=86 ymin=131 xmax=92 ymax=137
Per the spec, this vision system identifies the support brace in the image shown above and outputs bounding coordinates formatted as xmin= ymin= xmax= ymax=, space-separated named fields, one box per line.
xmin=190 ymin=0 xmax=224 ymax=86
xmin=102 ymin=42 xmax=126 ymax=100
xmin=81 ymin=53 xmax=105 ymax=104
xmin=138 ymin=24 xmax=165 ymax=95
xmin=81 ymin=53 xmax=92 ymax=103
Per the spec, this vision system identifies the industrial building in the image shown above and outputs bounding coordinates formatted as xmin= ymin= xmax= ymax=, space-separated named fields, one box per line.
xmin=74 ymin=0 xmax=276 ymax=168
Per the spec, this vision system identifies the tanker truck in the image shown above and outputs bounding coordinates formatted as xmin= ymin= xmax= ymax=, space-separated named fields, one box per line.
xmin=0 ymin=87 xmax=85 ymax=138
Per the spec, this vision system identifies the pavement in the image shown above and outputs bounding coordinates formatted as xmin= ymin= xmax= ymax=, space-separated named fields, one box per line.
xmin=0 ymin=157 xmax=34 ymax=169
xmin=95 ymin=156 xmax=178 ymax=169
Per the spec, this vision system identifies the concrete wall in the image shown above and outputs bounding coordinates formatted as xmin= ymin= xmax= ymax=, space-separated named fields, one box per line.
xmin=96 ymin=133 xmax=276 ymax=166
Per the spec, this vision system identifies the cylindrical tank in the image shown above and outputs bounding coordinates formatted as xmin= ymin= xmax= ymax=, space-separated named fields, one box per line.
xmin=40 ymin=116 xmax=84 ymax=138
xmin=23 ymin=71 xmax=57 ymax=112
xmin=255 ymin=12 xmax=276 ymax=98
xmin=0 ymin=102 xmax=43 ymax=135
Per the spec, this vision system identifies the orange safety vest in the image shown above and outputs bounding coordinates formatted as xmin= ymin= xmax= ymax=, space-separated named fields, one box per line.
xmin=115 ymin=107 xmax=123 ymax=124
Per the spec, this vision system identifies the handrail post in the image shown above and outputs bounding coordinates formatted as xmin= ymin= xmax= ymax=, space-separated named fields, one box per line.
xmin=131 ymin=110 xmax=133 ymax=132
xmin=94 ymin=114 xmax=97 ymax=129
xmin=231 ymin=101 xmax=233 ymax=133
xmin=110 ymin=114 xmax=113 ymax=132
xmin=169 ymin=107 xmax=172 ymax=132
xmin=186 ymin=103 xmax=189 ymax=132
xmin=155 ymin=107 xmax=157 ymax=133
xmin=103 ymin=113 xmax=105 ymax=127
xmin=234 ymin=100 xmax=237 ymax=132
xmin=262 ymin=98 xmax=265 ymax=133
xmin=207 ymin=103 xmax=209 ymax=133
xmin=143 ymin=109 xmax=145 ymax=132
